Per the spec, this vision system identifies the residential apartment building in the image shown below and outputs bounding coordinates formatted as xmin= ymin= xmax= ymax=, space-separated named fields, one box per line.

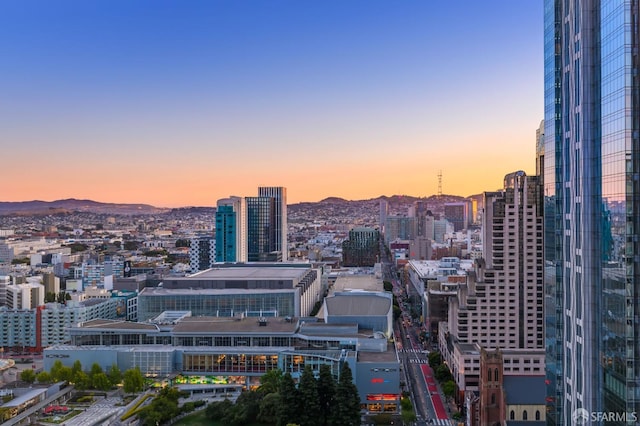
xmin=342 ymin=227 xmax=380 ymax=267
xmin=438 ymin=172 xmax=545 ymax=418
xmin=0 ymin=298 xmax=121 ymax=352
xmin=189 ymin=236 xmax=216 ymax=273
xmin=6 ymin=283 xmax=44 ymax=310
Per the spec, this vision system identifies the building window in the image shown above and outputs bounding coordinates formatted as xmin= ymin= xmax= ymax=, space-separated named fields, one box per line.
xmin=536 ymin=410 xmax=540 ymax=420
xmin=494 ymin=369 xmax=498 ymax=382
xmin=491 ymin=393 xmax=495 ymax=404
xmin=510 ymin=410 xmax=515 ymax=420
xmin=488 ymin=368 xmax=492 ymax=382
xmin=523 ymin=410 xmax=528 ymax=420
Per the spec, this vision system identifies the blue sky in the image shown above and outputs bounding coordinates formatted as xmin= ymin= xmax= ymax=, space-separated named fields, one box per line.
xmin=1 ymin=1 xmax=543 ymax=206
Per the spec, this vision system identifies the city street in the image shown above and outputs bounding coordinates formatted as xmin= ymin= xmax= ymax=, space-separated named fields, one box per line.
xmin=382 ymin=258 xmax=454 ymax=426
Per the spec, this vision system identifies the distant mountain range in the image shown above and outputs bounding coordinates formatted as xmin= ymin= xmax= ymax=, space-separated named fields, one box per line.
xmin=0 ymin=194 xmax=468 ymax=216
xmin=0 ymin=199 xmax=168 ymax=216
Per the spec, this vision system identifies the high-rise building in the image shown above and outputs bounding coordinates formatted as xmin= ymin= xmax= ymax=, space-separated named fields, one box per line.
xmin=439 ymin=171 xmax=546 ymax=421
xmin=246 ymin=196 xmax=278 ymax=262
xmin=258 ymin=187 xmax=288 ymax=261
xmin=379 ymin=199 xmax=389 ymax=234
xmin=384 ymin=216 xmax=415 ymax=243
xmin=444 ymin=202 xmax=470 ymax=232
xmin=342 ymin=227 xmax=380 ymax=267
xmin=544 ymin=1 xmax=640 ymax=422
xmin=189 ymin=236 xmax=216 ymax=273
xmin=246 ymin=187 xmax=288 ymax=262
xmin=216 ymin=196 xmax=247 ymax=262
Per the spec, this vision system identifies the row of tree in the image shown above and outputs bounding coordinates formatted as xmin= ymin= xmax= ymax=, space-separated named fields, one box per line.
xmin=427 ymin=351 xmax=455 ymax=398
xmin=205 ymin=362 xmax=361 ymax=426
xmin=23 ymin=359 xmax=145 ymax=393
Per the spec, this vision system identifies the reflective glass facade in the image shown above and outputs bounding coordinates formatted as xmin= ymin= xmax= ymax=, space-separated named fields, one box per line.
xmin=544 ymin=1 xmax=640 ymax=423
xmin=246 ymin=196 xmax=279 ymax=261
xmin=215 ymin=205 xmax=237 ymax=262
xmin=258 ymin=187 xmax=288 ymax=261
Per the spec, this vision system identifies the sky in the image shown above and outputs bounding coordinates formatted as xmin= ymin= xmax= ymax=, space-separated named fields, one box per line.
xmin=1 ymin=1 xmax=543 ymax=207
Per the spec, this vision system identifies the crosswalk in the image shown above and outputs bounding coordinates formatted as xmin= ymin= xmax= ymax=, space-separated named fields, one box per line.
xmin=407 ymin=358 xmax=429 ymax=363
xmin=399 ymin=348 xmax=428 ymax=353
xmin=431 ymin=419 xmax=455 ymax=425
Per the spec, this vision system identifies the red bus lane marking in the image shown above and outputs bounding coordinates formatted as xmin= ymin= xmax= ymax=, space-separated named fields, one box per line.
xmin=420 ymin=364 xmax=448 ymax=419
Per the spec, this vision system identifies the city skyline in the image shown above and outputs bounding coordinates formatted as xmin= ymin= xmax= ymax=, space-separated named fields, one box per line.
xmin=2 ymin=1 xmax=543 ymax=207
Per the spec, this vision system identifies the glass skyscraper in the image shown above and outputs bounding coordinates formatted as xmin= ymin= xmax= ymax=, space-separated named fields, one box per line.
xmin=216 ymin=196 xmax=247 ymax=263
xmin=246 ymin=196 xmax=278 ymax=262
xmin=544 ymin=1 xmax=640 ymax=424
xmin=258 ymin=186 xmax=288 ymax=261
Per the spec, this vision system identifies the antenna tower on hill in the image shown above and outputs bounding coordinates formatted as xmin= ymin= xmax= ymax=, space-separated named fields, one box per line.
xmin=437 ymin=170 xmax=443 ymax=197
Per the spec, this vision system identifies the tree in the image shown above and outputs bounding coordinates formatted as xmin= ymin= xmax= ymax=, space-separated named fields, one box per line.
xmin=175 ymin=239 xmax=191 ymax=248
xmin=92 ymin=372 xmax=112 ymax=391
xmin=123 ymin=367 xmax=144 ymax=394
xmin=143 ymin=249 xmax=167 ymax=257
xmin=331 ymin=362 xmax=361 ymax=426
xmin=49 ymin=360 xmax=73 ymax=383
xmin=68 ymin=243 xmax=88 ymax=253
xmin=443 ymin=380 xmax=456 ymax=398
xmin=383 ymin=281 xmax=393 ymax=292
xmin=298 ymin=366 xmax=321 ymax=426
xmin=74 ymin=371 xmax=91 ymax=390
xmin=89 ymin=362 xmax=103 ymax=377
xmin=257 ymin=392 xmax=280 ymax=424
xmin=277 ymin=372 xmax=299 ymax=426
xmin=36 ymin=371 xmax=52 ymax=384
xmin=45 ymin=292 xmax=56 ymax=303
xmin=71 ymin=360 xmax=83 ymax=375
xmin=138 ymin=386 xmax=181 ymax=426
xmin=56 ymin=291 xmax=68 ymax=304
xmin=123 ymin=241 xmax=140 ymax=251
xmin=107 ymin=364 xmax=122 ymax=386
xmin=49 ymin=360 xmax=64 ymax=381
xmin=435 ymin=364 xmax=452 ymax=382
xmin=206 ymin=399 xmax=234 ymax=420
xmin=428 ymin=351 xmax=442 ymax=368
xmin=20 ymin=369 xmax=35 ymax=384
xmin=224 ymin=391 xmax=261 ymax=426
xmin=400 ymin=397 xmax=417 ymax=424
xmin=317 ymin=364 xmax=335 ymax=426
xmin=393 ymin=305 xmax=402 ymax=321
xmin=259 ymin=368 xmax=283 ymax=395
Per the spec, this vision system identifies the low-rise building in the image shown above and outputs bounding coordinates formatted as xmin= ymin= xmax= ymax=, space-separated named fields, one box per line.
xmin=138 ymin=264 xmax=322 ymax=321
xmin=45 ymin=292 xmax=401 ymax=414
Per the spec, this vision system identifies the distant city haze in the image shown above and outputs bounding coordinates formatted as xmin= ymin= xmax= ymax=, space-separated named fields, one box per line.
xmin=2 ymin=1 xmax=542 ymax=206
